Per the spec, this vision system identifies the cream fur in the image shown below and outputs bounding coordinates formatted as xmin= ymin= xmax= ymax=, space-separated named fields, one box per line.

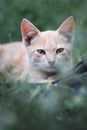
xmin=0 ymin=17 xmax=74 ymax=83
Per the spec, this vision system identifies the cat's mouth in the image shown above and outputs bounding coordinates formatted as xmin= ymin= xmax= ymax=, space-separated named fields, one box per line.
xmin=41 ymin=66 xmax=60 ymax=74
xmin=33 ymin=63 xmax=59 ymax=73
xmin=44 ymin=64 xmax=57 ymax=71
xmin=46 ymin=71 xmax=58 ymax=77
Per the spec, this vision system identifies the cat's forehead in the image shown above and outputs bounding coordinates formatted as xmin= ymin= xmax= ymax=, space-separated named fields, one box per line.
xmin=39 ymin=31 xmax=67 ymax=46
xmin=40 ymin=30 xmax=66 ymax=43
xmin=40 ymin=31 xmax=57 ymax=44
xmin=41 ymin=31 xmax=58 ymax=39
xmin=39 ymin=31 xmax=58 ymax=49
xmin=30 ymin=30 xmax=68 ymax=50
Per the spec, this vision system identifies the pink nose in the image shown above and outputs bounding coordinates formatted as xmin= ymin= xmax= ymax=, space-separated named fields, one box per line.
xmin=48 ymin=60 xmax=55 ymax=65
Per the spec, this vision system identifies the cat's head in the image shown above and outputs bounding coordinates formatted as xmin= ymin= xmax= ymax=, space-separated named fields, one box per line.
xmin=21 ymin=17 xmax=74 ymax=73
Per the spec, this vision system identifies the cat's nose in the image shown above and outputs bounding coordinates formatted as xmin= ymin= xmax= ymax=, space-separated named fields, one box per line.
xmin=48 ymin=60 xmax=55 ymax=65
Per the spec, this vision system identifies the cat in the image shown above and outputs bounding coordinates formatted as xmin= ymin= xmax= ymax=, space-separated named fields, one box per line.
xmin=0 ymin=16 xmax=74 ymax=83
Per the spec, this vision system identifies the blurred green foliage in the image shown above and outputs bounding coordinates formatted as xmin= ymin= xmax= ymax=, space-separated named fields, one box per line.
xmin=0 ymin=72 xmax=87 ymax=130
xmin=0 ymin=0 xmax=87 ymax=130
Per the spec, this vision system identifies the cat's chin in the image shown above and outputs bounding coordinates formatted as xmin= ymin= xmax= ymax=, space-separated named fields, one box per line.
xmin=40 ymin=67 xmax=58 ymax=73
xmin=44 ymin=65 xmax=58 ymax=72
xmin=44 ymin=68 xmax=57 ymax=73
xmin=33 ymin=66 xmax=57 ymax=73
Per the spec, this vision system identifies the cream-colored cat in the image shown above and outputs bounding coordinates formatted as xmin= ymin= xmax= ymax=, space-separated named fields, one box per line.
xmin=0 ymin=16 xmax=74 ymax=83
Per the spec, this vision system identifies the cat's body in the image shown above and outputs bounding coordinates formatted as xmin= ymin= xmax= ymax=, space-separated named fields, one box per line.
xmin=0 ymin=42 xmax=29 ymax=80
xmin=0 ymin=17 xmax=74 ymax=83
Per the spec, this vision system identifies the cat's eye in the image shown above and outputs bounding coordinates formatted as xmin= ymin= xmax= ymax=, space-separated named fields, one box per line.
xmin=56 ymin=48 xmax=64 ymax=54
xmin=37 ymin=49 xmax=46 ymax=54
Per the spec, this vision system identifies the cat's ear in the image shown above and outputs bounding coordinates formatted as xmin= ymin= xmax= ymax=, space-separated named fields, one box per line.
xmin=21 ymin=19 xmax=40 ymax=46
xmin=58 ymin=16 xmax=74 ymax=43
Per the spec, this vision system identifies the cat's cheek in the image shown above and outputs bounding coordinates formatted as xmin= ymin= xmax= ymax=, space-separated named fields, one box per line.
xmin=31 ymin=54 xmax=45 ymax=63
xmin=56 ymin=52 xmax=70 ymax=61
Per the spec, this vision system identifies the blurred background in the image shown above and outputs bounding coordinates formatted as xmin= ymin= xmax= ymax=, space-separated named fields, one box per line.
xmin=0 ymin=0 xmax=87 ymax=130
xmin=0 ymin=0 xmax=87 ymax=62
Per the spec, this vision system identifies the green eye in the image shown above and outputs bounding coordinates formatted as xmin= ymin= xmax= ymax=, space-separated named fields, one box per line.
xmin=37 ymin=49 xmax=46 ymax=54
xmin=56 ymin=48 xmax=64 ymax=54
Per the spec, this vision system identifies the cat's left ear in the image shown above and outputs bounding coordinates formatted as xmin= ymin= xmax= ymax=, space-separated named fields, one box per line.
xmin=21 ymin=19 xmax=40 ymax=46
xmin=58 ymin=16 xmax=74 ymax=43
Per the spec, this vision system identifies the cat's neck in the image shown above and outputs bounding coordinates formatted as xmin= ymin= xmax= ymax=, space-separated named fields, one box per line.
xmin=27 ymin=66 xmax=58 ymax=83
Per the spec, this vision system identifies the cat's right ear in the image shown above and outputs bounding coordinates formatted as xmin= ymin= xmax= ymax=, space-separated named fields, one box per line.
xmin=21 ymin=19 xmax=40 ymax=46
